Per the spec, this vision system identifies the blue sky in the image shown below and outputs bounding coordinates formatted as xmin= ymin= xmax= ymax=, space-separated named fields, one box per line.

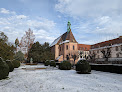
xmin=0 ymin=0 xmax=122 ymax=45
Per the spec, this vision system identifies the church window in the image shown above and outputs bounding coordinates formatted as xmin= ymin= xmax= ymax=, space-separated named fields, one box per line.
xmin=66 ymin=45 xmax=68 ymax=50
xmin=60 ymin=47 xmax=61 ymax=51
xmin=73 ymin=45 xmax=75 ymax=50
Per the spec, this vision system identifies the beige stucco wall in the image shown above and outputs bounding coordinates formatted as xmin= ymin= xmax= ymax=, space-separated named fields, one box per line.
xmin=63 ymin=42 xmax=78 ymax=60
xmin=53 ymin=42 xmax=79 ymax=63
xmin=55 ymin=45 xmax=59 ymax=59
xmin=90 ymin=45 xmax=122 ymax=59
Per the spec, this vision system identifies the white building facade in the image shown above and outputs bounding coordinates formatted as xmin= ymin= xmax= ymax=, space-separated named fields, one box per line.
xmin=90 ymin=36 xmax=122 ymax=63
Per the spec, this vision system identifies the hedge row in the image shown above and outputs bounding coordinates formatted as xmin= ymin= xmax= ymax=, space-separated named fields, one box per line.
xmin=44 ymin=60 xmax=56 ymax=67
xmin=44 ymin=59 xmax=91 ymax=74
xmin=0 ymin=57 xmax=21 ymax=80
xmin=6 ymin=60 xmax=14 ymax=72
xmin=91 ymin=64 xmax=122 ymax=74
xmin=0 ymin=60 xmax=9 ymax=80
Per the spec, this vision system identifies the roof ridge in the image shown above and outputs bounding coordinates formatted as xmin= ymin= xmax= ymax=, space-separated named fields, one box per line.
xmin=92 ymin=37 xmax=122 ymax=46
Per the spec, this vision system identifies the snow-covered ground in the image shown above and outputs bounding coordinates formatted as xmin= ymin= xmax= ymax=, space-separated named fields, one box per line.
xmin=0 ymin=64 xmax=122 ymax=92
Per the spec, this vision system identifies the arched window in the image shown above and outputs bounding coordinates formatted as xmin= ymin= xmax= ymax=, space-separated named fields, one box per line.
xmin=73 ymin=45 xmax=75 ymax=50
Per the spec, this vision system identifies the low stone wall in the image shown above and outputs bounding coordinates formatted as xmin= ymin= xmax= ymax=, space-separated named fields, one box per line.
xmin=90 ymin=64 xmax=122 ymax=74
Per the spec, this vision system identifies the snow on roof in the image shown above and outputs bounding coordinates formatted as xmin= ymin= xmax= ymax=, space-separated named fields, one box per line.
xmin=56 ymin=55 xmax=63 ymax=60
xmin=59 ymin=40 xmax=69 ymax=45
xmin=50 ymin=36 xmax=61 ymax=47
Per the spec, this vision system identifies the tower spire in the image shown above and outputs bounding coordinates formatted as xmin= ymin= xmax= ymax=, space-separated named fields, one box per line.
xmin=67 ymin=21 xmax=71 ymax=32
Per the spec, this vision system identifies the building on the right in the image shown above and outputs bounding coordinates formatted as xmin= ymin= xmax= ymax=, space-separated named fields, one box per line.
xmin=89 ymin=36 xmax=122 ymax=63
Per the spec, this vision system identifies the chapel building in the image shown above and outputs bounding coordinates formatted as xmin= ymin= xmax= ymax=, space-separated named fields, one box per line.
xmin=50 ymin=21 xmax=91 ymax=63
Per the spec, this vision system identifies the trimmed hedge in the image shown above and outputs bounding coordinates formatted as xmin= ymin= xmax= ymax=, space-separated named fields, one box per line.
xmin=44 ymin=60 xmax=50 ymax=66
xmin=91 ymin=64 xmax=122 ymax=74
xmin=50 ymin=60 xmax=56 ymax=67
xmin=12 ymin=60 xmax=20 ymax=68
xmin=59 ymin=60 xmax=71 ymax=70
xmin=6 ymin=60 xmax=14 ymax=72
xmin=0 ymin=58 xmax=9 ymax=80
xmin=76 ymin=60 xmax=91 ymax=74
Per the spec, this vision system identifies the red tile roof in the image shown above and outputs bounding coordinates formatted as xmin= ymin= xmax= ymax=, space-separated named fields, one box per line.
xmin=91 ymin=36 xmax=122 ymax=49
xmin=78 ymin=44 xmax=91 ymax=51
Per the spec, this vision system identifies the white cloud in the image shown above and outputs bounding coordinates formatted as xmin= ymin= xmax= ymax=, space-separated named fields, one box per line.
xmin=57 ymin=15 xmax=61 ymax=18
xmin=3 ymin=26 xmax=10 ymax=29
xmin=73 ymin=15 xmax=122 ymax=44
xmin=0 ymin=8 xmax=60 ymax=44
xmin=56 ymin=0 xmax=122 ymax=44
xmin=16 ymin=15 xmax=27 ymax=19
xmin=0 ymin=8 xmax=10 ymax=14
xmin=0 ymin=8 xmax=16 ymax=15
xmin=55 ymin=0 xmax=122 ymax=18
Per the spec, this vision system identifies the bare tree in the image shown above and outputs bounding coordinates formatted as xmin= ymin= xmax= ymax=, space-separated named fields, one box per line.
xmin=116 ymin=52 xmax=122 ymax=58
xmin=101 ymin=47 xmax=111 ymax=61
xmin=19 ymin=28 xmax=35 ymax=57
xmin=89 ymin=51 xmax=96 ymax=62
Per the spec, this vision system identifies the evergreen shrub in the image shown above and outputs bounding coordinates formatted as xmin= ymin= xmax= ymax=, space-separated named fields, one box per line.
xmin=0 ymin=57 xmax=9 ymax=80
xmin=59 ymin=60 xmax=71 ymax=70
xmin=76 ymin=60 xmax=91 ymax=74
xmin=6 ymin=60 xmax=14 ymax=72
xmin=12 ymin=60 xmax=20 ymax=68
xmin=44 ymin=60 xmax=50 ymax=66
xmin=50 ymin=60 xmax=56 ymax=67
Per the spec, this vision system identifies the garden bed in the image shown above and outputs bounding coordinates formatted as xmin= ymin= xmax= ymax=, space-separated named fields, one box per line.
xmin=22 ymin=67 xmax=46 ymax=70
xmin=25 ymin=63 xmax=38 ymax=65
